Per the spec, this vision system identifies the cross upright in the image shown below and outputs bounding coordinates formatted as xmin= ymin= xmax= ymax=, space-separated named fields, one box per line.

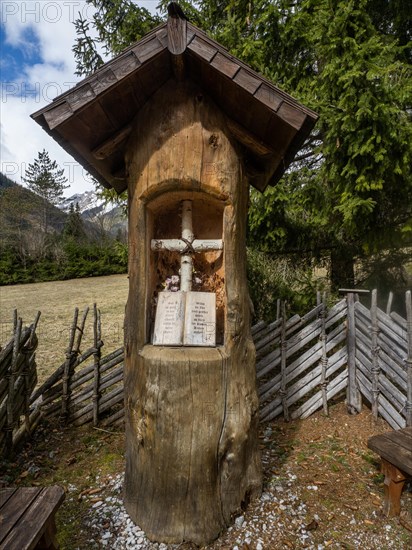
xmin=151 ymin=200 xmax=223 ymax=292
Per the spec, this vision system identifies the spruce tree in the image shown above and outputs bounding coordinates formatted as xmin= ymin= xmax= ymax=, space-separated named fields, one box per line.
xmin=71 ymin=0 xmax=412 ymax=296
xmin=22 ymin=149 xmax=69 ymax=245
xmin=22 ymin=149 xmax=68 ymax=205
xmin=63 ymin=202 xmax=85 ymax=240
xmin=72 ymin=0 xmax=161 ymax=76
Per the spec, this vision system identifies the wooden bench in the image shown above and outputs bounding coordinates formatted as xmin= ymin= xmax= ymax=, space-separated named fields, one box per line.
xmin=368 ymin=427 xmax=412 ymax=516
xmin=0 ymin=486 xmax=65 ymax=549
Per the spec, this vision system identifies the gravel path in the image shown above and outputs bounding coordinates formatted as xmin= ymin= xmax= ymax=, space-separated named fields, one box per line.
xmin=74 ymin=470 xmax=404 ymax=550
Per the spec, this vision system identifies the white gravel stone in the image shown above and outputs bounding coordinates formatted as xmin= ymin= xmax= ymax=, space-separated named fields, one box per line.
xmin=92 ymin=501 xmax=103 ymax=508
xmin=235 ymin=515 xmax=245 ymax=528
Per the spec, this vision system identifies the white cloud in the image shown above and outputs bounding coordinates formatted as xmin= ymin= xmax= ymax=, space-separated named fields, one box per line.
xmin=0 ymin=122 xmax=13 ymax=159
xmin=1 ymin=0 xmax=160 ymax=196
xmin=1 ymin=94 xmax=95 ymax=191
xmin=1 ymin=1 xmax=92 ymax=194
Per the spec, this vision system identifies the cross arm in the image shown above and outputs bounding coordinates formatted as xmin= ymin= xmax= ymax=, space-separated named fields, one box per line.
xmin=151 ymin=239 xmax=223 ymax=253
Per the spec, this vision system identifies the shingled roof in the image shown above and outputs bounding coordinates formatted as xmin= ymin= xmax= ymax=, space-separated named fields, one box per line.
xmin=31 ymin=13 xmax=318 ymax=193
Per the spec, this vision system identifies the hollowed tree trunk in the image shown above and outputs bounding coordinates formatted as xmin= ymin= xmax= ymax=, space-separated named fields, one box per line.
xmin=124 ymin=80 xmax=261 ymax=545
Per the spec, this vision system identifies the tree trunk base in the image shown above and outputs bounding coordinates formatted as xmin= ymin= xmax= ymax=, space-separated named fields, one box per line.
xmin=124 ymin=344 xmax=261 ymax=545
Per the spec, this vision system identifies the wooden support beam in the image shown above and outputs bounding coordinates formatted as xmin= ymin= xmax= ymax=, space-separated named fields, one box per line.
xmin=346 ymin=292 xmax=362 ymax=414
xmin=245 ymin=170 xmax=270 ymax=193
xmin=92 ymin=124 xmax=132 ymax=160
xmin=111 ymin=165 xmax=128 ymax=180
xmin=226 ymin=118 xmax=274 ymax=157
xmin=370 ymin=289 xmax=380 ymax=422
xmin=167 ymin=8 xmax=187 ymax=55
xmin=171 ymin=54 xmax=185 ymax=81
xmin=109 ymin=178 xmax=127 ymax=194
xmin=338 ymin=288 xmax=370 ymax=295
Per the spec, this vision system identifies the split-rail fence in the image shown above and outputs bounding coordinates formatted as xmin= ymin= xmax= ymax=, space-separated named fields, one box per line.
xmin=255 ymin=290 xmax=412 ymax=430
xmin=1 ymin=289 xmax=411 ymax=456
xmin=29 ymin=305 xmax=124 ymax=430
xmin=0 ymin=311 xmax=41 ymax=455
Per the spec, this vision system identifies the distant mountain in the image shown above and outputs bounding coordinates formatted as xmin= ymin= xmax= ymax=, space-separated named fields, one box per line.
xmin=58 ymin=191 xmax=127 ymax=236
xmin=0 ymin=173 xmax=126 ymax=242
xmin=0 ymin=174 xmax=127 ymax=284
xmin=59 ymin=190 xmax=107 ymax=216
xmin=0 ymin=174 xmax=99 ymax=240
xmin=0 ymin=178 xmax=69 ymax=235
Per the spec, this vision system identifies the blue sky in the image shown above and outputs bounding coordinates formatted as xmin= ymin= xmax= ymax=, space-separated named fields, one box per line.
xmin=1 ymin=1 xmax=159 ymax=196
xmin=1 ymin=25 xmax=42 ymax=82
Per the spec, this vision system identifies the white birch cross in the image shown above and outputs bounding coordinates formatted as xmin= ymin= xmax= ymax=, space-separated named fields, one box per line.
xmin=151 ymin=200 xmax=223 ymax=292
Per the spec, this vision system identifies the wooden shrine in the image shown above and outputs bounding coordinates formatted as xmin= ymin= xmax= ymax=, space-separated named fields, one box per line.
xmin=32 ymin=5 xmax=317 ymax=545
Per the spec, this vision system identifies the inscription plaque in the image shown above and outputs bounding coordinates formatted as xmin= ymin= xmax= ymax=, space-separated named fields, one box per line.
xmin=153 ymin=291 xmax=216 ymax=346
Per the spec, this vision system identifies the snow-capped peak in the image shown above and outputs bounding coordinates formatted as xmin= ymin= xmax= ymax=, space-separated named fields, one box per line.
xmin=58 ymin=190 xmax=127 ymax=235
xmin=58 ymin=191 xmax=114 ymax=218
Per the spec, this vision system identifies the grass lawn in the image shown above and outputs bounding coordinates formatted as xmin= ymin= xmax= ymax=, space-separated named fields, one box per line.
xmin=0 ymin=274 xmax=129 ymax=383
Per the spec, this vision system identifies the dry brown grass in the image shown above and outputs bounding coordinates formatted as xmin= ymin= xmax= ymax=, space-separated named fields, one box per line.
xmin=0 ymin=275 xmax=128 ymax=384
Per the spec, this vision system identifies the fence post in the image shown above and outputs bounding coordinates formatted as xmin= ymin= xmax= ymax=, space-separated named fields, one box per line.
xmin=346 ymin=292 xmax=362 ymax=414
xmin=405 ymin=290 xmax=412 ymax=427
xmin=24 ymin=312 xmax=41 ymax=435
xmin=280 ymin=301 xmax=289 ymax=422
xmin=276 ymin=299 xmax=281 ymax=321
xmin=320 ymin=293 xmax=329 ymax=416
xmin=386 ymin=291 xmax=394 ymax=315
xmin=6 ymin=318 xmax=22 ymax=454
xmin=61 ymin=308 xmax=78 ymax=421
xmin=370 ymin=289 xmax=380 ymax=422
xmin=93 ymin=304 xmax=102 ymax=427
xmin=22 ymin=336 xmax=31 ymax=436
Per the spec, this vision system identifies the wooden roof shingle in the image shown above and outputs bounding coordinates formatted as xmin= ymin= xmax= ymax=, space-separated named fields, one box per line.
xmin=31 ymin=15 xmax=318 ymax=193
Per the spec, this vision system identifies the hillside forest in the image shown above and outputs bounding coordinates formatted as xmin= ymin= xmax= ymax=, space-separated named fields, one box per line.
xmin=0 ymin=171 xmax=127 ymax=285
xmin=1 ymin=0 xmax=411 ymax=319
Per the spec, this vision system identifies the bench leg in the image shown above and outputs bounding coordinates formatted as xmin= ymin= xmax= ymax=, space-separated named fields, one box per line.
xmin=36 ymin=518 xmax=59 ymax=550
xmin=381 ymin=459 xmax=407 ymax=517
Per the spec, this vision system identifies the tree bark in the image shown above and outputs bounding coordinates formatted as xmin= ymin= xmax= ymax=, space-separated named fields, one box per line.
xmin=124 ymin=80 xmax=261 ymax=545
xmin=330 ymin=249 xmax=355 ymax=292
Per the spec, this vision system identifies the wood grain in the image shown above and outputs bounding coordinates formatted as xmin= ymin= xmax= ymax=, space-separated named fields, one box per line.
xmin=0 ymin=486 xmax=65 ymax=550
xmin=124 ymin=81 xmax=261 ymax=544
xmin=167 ymin=14 xmax=187 ymax=55
xmin=211 ymin=52 xmax=240 ymax=79
xmin=368 ymin=428 xmax=412 ymax=477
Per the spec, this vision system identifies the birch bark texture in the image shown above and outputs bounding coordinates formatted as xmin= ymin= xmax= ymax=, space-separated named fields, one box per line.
xmin=123 ymin=80 xmax=262 ymax=545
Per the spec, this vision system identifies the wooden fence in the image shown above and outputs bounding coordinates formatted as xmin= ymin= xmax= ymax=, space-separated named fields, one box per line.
xmin=353 ymin=289 xmax=412 ymax=429
xmin=26 ymin=290 xmax=412 ymax=433
xmin=0 ymin=312 xmax=41 ymax=455
xmin=30 ymin=305 xmax=124 ymax=429
xmin=255 ymin=296 xmax=348 ymax=423
xmin=255 ymin=290 xmax=412 ymax=430
xmin=2 ymin=289 xmax=410 ymax=450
